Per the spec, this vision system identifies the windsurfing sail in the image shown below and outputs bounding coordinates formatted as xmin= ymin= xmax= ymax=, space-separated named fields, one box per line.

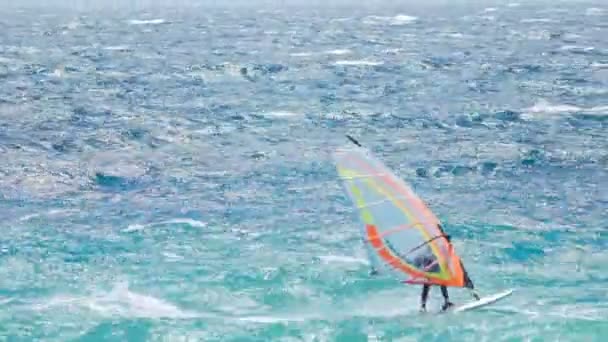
xmin=333 ymin=142 xmax=474 ymax=288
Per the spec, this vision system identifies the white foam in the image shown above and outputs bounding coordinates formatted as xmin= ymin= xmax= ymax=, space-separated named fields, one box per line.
xmin=484 ymin=7 xmax=498 ymax=12
xmin=162 ymin=252 xmax=184 ymax=261
xmin=363 ymin=14 xmax=417 ymax=26
xmin=162 ymin=218 xmax=207 ymax=228
xmin=330 ymin=17 xmax=352 ymax=22
xmin=123 ymin=223 xmax=145 ymax=233
xmin=391 ymin=14 xmax=418 ymax=25
xmin=325 ymin=49 xmax=351 ymax=55
xmin=586 ymin=8 xmax=604 ymax=16
xmin=587 ymin=106 xmax=608 ymax=114
xmin=102 ymin=283 xmax=197 ymax=318
xmin=18 ymin=209 xmax=76 ymax=222
xmin=238 ymin=315 xmax=309 ymax=323
xmin=52 ymin=65 xmax=65 ymax=78
xmin=563 ymin=33 xmax=582 ymax=41
xmin=383 ymin=47 xmax=404 ymax=54
xmin=526 ymin=30 xmax=551 ymax=40
xmin=591 ymin=62 xmax=608 ymax=69
xmin=128 ymin=19 xmax=166 ymax=25
xmin=318 ymin=255 xmax=369 ymax=265
xmin=561 ymin=45 xmax=595 ymax=52
xmin=290 ymin=49 xmax=352 ymax=58
xmin=103 ymin=45 xmax=130 ymax=51
xmin=123 ymin=218 xmax=207 ymax=232
xmin=3 ymin=45 xmax=39 ymax=54
xmin=18 ymin=213 xmax=42 ymax=222
xmin=33 ymin=283 xmax=199 ymax=319
xmin=347 ymin=290 xmax=417 ymax=318
xmin=89 ymin=152 xmax=147 ymax=179
xmin=260 ymin=111 xmax=300 ymax=118
xmin=507 ymin=3 xmax=520 ymax=7
xmin=290 ymin=52 xmax=313 ymax=57
xmin=334 ymin=60 xmax=383 ymax=66
xmin=446 ymin=32 xmax=464 ymax=38
xmin=192 ymin=125 xmax=237 ymax=136
xmin=524 ymin=100 xmax=582 ymax=114
xmin=523 ymin=100 xmax=608 ymax=117
xmin=520 ymin=18 xmax=554 ymax=23
xmin=96 ymin=70 xmax=131 ymax=80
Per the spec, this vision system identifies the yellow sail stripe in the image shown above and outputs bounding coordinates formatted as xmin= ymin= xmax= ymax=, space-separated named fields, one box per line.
xmin=350 ymin=183 xmax=374 ymax=224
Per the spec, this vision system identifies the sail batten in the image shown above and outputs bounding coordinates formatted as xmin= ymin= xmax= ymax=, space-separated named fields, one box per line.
xmin=339 ymin=173 xmax=390 ymax=180
xmin=333 ymin=145 xmax=470 ymax=288
xmin=355 ymin=195 xmax=414 ymax=209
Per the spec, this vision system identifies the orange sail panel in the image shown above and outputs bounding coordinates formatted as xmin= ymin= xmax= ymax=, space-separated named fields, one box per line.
xmin=333 ymin=145 xmax=468 ymax=287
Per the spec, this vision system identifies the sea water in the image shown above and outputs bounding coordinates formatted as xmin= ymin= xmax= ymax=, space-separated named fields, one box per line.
xmin=0 ymin=0 xmax=607 ymax=340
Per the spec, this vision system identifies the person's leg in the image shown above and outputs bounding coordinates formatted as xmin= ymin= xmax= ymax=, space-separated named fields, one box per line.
xmin=460 ymin=261 xmax=481 ymax=300
xmin=440 ymin=286 xmax=449 ymax=302
xmin=420 ymin=284 xmax=430 ymax=311
xmin=440 ymin=286 xmax=454 ymax=311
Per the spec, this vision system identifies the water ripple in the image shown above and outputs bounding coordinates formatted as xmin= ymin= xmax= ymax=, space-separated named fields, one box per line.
xmin=0 ymin=2 xmax=607 ymax=340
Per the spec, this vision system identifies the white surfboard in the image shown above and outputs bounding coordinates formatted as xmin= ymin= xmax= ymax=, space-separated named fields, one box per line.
xmin=451 ymin=289 xmax=514 ymax=313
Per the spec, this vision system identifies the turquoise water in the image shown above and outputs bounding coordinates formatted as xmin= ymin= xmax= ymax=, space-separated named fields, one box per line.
xmin=1 ymin=1 xmax=607 ymax=340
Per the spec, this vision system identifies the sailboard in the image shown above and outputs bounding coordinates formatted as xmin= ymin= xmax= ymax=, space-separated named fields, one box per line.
xmin=451 ymin=289 xmax=514 ymax=313
xmin=332 ymin=136 xmax=475 ymax=288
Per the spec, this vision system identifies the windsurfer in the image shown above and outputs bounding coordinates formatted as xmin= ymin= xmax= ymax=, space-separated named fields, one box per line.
xmin=413 ymin=253 xmax=454 ymax=312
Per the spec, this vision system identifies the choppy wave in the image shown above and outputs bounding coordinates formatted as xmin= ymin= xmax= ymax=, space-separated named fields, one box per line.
xmin=362 ymin=14 xmax=418 ymax=26
xmin=1 ymin=2 xmax=607 ymax=340
xmin=123 ymin=218 xmax=207 ymax=232
xmin=585 ymin=8 xmax=605 ymax=16
xmin=523 ymin=100 xmax=608 ymax=117
xmin=333 ymin=60 xmax=383 ymax=66
xmin=30 ymin=282 xmax=199 ymax=319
